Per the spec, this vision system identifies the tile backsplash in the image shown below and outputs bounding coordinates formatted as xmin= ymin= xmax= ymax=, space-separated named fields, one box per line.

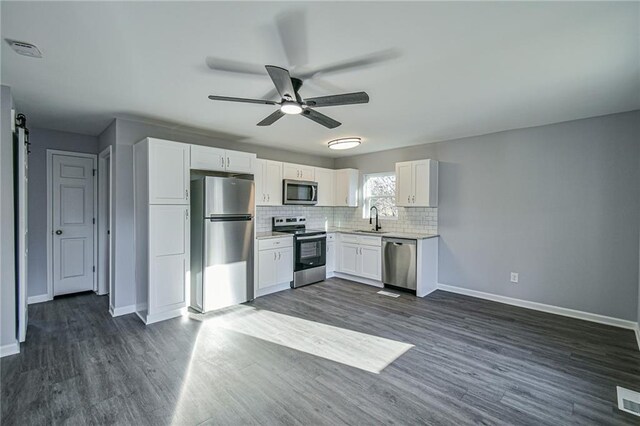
xmin=256 ymin=206 xmax=437 ymax=235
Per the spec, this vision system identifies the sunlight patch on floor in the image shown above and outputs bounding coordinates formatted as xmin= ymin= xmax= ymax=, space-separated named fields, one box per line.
xmin=201 ymin=305 xmax=414 ymax=374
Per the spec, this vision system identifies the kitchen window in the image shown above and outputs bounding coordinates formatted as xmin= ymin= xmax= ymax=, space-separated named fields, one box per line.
xmin=363 ymin=172 xmax=398 ymax=219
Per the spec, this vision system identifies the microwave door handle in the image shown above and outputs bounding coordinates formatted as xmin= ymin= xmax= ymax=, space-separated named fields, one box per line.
xmin=311 ymin=185 xmax=317 ymax=202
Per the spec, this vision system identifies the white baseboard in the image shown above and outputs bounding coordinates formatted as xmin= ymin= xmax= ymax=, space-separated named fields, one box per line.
xmin=255 ymin=281 xmax=291 ymax=298
xmin=144 ymin=307 xmax=186 ymax=325
xmin=0 ymin=341 xmax=20 ymax=357
xmin=110 ymin=304 xmax=136 ymax=317
xmin=437 ymin=283 xmax=637 ymax=330
xmin=28 ymin=294 xmax=52 ymax=305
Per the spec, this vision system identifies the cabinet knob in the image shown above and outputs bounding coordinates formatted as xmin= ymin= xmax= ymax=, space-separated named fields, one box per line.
xmin=227 ymin=157 xmax=230 ymax=168
xmin=412 ymin=195 xmax=415 ymax=203
xmin=55 ymin=230 xmax=63 ymax=235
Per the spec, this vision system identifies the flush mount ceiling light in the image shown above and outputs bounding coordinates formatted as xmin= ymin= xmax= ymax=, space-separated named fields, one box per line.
xmin=5 ymin=39 xmax=42 ymax=58
xmin=328 ymin=137 xmax=362 ymax=150
xmin=280 ymin=101 xmax=303 ymax=115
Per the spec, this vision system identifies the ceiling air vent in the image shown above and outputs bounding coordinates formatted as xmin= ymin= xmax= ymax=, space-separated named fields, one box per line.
xmin=5 ymin=39 xmax=42 ymax=58
xmin=617 ymin=386 xmax=640 ymax=417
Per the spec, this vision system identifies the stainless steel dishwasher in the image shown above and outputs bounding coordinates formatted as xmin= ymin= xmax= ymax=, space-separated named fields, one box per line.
xmin=382 ymin=237 xmax=417 ymax=291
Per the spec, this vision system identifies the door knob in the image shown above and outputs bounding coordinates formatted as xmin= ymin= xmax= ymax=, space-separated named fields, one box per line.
xmin=55 ymin=230 xmax=62 ymax=235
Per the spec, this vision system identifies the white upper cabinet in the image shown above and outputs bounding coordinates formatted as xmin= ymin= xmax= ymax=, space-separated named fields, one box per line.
xmin=147 ymin=138 xmax=190 ymax=205
xmin=395 ymin=159 xmax=438 ymax=207
xmin=314 ymin=167 xmax=335 ymax=206
xmin=255 ymin=159 xmax=283 ymax=206
xmin=334 ymin=169 xmax=359 ymax=207
xmin=225 ymin=150 xmax=256 ymax=174
xmin=190 ymin=145 xmax=225 ymax=172
xmin=283 ymin=163 xmax=315 ymax=181
xmin=190 ymin=145 xmax=256 ymax=174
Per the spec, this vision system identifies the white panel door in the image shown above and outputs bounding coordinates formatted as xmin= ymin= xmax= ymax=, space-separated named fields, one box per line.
xmin=264 ymin=160 xmax=283 ymax=205
xmin=359 ymin=246 xmax=381 ymax=280
xmin=339 ymin=243 xmax=359 ymax=275
xmin=226 ymin=150 xmax=255 ymax=174
xmin=190 ymin=145 xmax=225 ymax=172
xmin=149 ymin=140 xmax=190 ymax=204
xmin=258 ymin=249 xmax=277 ymax=289
xmin=148 ymin=205 xmax=189 ymax=314
xmin=315 ymin=168 xmax=335 ymax=206
xmin=52 ymin=154 xmax=95 ymax=296
xmin=395 ymin=162 xmax=413 ymax=207
xmin=276 ymin=247 xmax=294 ymax=283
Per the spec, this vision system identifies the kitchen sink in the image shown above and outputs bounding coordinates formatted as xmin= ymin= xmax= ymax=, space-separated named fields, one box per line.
xmin=354 ymin=229 xmax=388 ymax=234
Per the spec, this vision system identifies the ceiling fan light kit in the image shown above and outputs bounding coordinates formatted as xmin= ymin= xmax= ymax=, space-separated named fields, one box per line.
xmin=328 ymin=137 xmax=362 ymax=150
xmin=208 ymin=64 xmax=369 ymax=129
xmin=280 ymin=101 xmax=303 ymax=114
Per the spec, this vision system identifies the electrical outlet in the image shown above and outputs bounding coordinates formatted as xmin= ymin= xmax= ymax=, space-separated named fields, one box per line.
xmin=510 ymin=272 xmax=519 ymax=283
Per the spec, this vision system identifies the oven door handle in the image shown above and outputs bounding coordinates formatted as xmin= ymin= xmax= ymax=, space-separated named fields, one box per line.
xmin=296 ymin=235 xmax=326 ymax=241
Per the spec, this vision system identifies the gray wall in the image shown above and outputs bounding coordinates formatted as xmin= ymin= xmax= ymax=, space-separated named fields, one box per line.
xmin=336 ymin=111 xmax=640 ymax=321
xmin=27 ymin=128 xmax=99 ymax=297
xmin=104 ymin=117 xmax=335 ymax=310
xmin=1 ymin=85 xmax=17 ymax=348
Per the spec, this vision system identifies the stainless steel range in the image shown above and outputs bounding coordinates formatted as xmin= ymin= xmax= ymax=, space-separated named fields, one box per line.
xmin=273 ymin=216 xmax=326 ymax=288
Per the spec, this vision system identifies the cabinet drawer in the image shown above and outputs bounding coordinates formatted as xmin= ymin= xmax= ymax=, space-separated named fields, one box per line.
xmin=258 ymin=237 xmax=293 ymax=251
xmin=358 ymin=235 xmax=381 ymax=247
xmin=339 ymin=233 xmax=359 ymax=244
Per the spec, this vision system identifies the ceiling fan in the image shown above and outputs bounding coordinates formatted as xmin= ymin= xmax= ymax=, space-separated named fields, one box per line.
xmin=208 ymin=65 xmax=369 ymax=129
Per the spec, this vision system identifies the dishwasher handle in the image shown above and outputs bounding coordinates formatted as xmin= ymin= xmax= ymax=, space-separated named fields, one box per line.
xmin=383 ymin=237 xmax=417 ymax=245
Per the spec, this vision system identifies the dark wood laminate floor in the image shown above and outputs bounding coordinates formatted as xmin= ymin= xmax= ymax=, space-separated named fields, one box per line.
xmin=2 ymin=278 xmax=639 ymax=425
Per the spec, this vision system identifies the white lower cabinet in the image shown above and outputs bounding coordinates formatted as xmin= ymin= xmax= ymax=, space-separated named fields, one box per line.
xmin=326 ymin=234 xmax=336 ymax=276
xmin=257 ymin=237 xmax=293 ymax=295
xmin=359 ymin=245 xmax=382 ymax=280
xmin=337 ymin=234 xmax=382 ymax=283
xmin=136 ymin=204 xmax=190 ymax=325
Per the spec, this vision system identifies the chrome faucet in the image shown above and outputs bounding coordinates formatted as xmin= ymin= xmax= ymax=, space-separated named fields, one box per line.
xmin=369 ymin=206 xmax=382 ymax=231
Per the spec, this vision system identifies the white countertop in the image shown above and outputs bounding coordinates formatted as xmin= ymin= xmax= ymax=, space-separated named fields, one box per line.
xmin=325 ymin=227 xmax=439 ymax=240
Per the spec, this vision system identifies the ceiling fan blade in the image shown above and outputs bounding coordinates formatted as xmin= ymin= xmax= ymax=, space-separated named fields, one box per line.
xmin=205 ymin=57 xmax=266 ymax=76
xmin=305 ymin=92 xmax=369 ymax=108
xmin=208 ymin=95 xmax=278 ymax=105
xmin=275 ymin=9 xmax=308 ymax=67
xmin=302 ymin=108 xmax=341 ymax=129
xmin=257 ymin=110 xmax=286 ymax=126
xmin=297 ymin=48 xmax=401 ymax=79
xmin=265 ymin=65 xmax=296 ymax=100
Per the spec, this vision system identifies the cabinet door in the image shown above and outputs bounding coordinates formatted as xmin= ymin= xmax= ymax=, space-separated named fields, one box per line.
xmin=359 ymin=246 xmax=381 ymax=280
xmin=339 ymin=243 xmax=359 ymax=275
xmin=314 ymin=167 xmax=335 ymax=206
xmin=282 ymin=163 xmax=301 ymax=180
xmin=226 ymin=150 xmax=255 ymax=174
xmin=298 ymin=165 xmax=315 ymax=181
xmin=258 ymin=249 xmax=278 ymax=289
xmin=148 ymin=205 xmax=189 ymax=314
xmin=264 ymin=160 xmax=283 ymax=205
xmin=395 ymin=161 xmax=413 ymax=207
xmin=326 ymin=241 xmax=335 ymax=274
xmin=254 ymin=159 xmax=266 ymax=205
xmin=276 ymin=247 xmax=294 ymax=284
xmin=149 ymin=140 xmax=190 ymax=205
xmin=334 ymin=169 xmax=358 ymax=207
xmin=413 ymin=160 xmax=438 ymax=207
xmin=190 ymin=145 xmax=225 ymax=172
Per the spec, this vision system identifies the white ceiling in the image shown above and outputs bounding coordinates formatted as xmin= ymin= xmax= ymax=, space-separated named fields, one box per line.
xmin=1 ymin=1 xmax=638 ymax=157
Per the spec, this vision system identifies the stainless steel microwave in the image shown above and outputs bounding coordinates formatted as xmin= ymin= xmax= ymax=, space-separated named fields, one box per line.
xmin=283 ymin=179 xmax=318 ymax=205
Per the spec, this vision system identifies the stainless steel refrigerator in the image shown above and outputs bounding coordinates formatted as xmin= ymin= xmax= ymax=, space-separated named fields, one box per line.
xmin=190 ymin=175 xmax=254 ymax=313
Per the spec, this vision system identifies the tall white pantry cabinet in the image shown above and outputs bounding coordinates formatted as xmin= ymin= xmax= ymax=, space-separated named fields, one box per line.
xmin=134 ymin=138 xmax=191 ymax=325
